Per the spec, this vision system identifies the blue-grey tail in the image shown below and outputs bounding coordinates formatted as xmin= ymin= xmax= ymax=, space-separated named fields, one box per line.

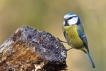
xmin=86 ymin=52 xmax=95 ymax=68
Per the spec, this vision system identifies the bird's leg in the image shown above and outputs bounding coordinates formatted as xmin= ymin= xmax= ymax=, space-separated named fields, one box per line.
xmin=66 ymin=47 xmax=73 ymax=51
xmin=57 ymin=38 xmax=67 ymax=43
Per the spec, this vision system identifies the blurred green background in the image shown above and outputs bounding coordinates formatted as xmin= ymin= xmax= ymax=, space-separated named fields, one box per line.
xmin=0 ymin=0 xmax=105 ymax=71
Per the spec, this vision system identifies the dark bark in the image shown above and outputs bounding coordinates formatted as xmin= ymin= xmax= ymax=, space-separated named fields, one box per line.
xmin=0 ymin=26 xmax=67 ymax=71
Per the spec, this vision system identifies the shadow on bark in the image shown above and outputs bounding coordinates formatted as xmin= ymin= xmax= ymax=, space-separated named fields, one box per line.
xmin=0 ymin=26 xmax=67 ymax=71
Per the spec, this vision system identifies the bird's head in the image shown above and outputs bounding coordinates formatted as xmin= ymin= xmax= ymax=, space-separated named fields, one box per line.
xmin=63 ymin=13 xmax=82 ymax=26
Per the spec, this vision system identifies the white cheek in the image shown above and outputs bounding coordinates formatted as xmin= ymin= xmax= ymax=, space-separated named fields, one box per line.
xmin=68 ymin=17 xmax=78 ymax=25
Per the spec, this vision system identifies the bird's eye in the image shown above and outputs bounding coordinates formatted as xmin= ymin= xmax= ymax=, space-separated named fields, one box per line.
xmin=67 ymin=17 xmax=73 ymax=20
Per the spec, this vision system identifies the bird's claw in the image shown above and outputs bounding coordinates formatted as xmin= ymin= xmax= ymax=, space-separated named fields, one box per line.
xmin=66 ymin=47 xmax=73 ymax=51
xmin=57 ymin=38 xmax=67 ymax=43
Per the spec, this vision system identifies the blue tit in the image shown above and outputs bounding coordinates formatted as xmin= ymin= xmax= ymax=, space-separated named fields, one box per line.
xmin=62 ymin=13 xmax=95 ymax=68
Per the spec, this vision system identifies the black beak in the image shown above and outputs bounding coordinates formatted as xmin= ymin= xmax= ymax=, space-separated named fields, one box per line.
xmin=64 ymin=21 xmax=69 ymax=26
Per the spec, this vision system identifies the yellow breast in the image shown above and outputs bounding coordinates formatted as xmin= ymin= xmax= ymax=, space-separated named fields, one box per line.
xmin=63 ymin=25 xmax=84 ymax=49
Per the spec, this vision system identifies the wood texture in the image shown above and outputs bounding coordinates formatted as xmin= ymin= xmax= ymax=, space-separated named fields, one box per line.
xmin=0 ymin=26 xmax=67 ymax=71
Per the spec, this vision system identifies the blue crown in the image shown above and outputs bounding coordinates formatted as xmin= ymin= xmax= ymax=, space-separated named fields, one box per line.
xmin=64 ymin=12 xmax=82 ymax=25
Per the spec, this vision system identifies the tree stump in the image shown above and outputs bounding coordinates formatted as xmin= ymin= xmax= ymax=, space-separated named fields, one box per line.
xmin=0 ymin=26 xmax=67 ymax=71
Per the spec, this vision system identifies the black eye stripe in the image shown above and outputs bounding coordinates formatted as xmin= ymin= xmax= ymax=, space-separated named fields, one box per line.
xmin=67 ymin=16 xmax=77 ymax=20
xmin=67 ymin=17 xmax=73 ymax=20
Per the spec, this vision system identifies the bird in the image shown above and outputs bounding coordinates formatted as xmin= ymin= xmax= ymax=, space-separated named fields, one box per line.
xmin=62 ymin=13 xmax=95 ymax=68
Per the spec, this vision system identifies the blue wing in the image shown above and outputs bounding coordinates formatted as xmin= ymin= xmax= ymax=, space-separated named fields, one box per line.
xmin=77 ymin=28 xmax=89 ymax=52
xmin=77 ymin=26 xmax=95 ymax=68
